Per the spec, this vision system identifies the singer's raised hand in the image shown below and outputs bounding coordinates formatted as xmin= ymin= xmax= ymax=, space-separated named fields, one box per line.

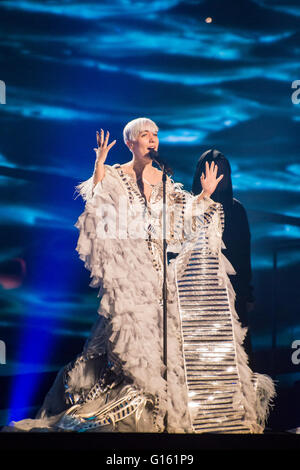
xmin=200 ymin=161 xmax=223 ymax=196
xmin=94 ymin=129 xmax=116 ymax=164
xmin=93 ymin=129 xmax=116 ymax=186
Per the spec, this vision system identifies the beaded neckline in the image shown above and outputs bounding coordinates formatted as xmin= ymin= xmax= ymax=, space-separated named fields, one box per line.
xmin=114 ymin=164 xmax=162 ymax=186
xmin=113 ymin=163 xmax=163 ymax=204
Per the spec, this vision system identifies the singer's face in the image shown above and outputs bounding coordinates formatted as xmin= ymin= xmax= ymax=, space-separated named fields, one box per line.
xmin=130 ymin=130 xmax=159 ymax=159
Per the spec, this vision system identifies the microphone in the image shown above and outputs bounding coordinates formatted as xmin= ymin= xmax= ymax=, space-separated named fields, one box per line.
xmin=148 ymin=149 xmax=173 ymax=175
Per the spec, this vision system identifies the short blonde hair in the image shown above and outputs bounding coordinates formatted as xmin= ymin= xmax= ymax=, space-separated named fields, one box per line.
xmin=123 ymin=117 xmax=159 ymax=144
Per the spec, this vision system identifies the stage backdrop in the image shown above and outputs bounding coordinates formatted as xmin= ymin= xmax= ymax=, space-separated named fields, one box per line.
xmin=0 ymin=0 xmax=299 ymax=431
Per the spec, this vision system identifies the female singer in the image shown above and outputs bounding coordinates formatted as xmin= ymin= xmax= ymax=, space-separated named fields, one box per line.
xmin=8 ymin=118 xmax=274 ymax=433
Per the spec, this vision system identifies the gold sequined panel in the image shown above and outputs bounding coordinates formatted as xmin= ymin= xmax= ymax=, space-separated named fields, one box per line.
xmin=176 ymin=205 xmax=252 ymax=434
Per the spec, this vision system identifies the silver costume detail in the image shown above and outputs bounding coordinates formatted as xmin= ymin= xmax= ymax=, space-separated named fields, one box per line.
xmin=57 ymin=385 xmax=157 ymax=432
xmin=176 ymin=203 xmax=253 ymax=432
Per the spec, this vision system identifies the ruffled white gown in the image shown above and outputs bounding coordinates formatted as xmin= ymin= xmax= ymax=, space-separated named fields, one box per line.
xmin=7 ymin=164 xmax=275 ymax=433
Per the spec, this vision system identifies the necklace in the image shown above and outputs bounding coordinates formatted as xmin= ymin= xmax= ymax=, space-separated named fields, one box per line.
xmin=120 ymin=164 xmax=159 ymax=188
xmin=137 ymin=177 xmax=156 ymax=187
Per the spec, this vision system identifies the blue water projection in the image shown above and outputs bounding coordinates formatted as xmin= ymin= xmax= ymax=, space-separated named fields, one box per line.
xmin=0 ymin=0 xmax=299 ymax=428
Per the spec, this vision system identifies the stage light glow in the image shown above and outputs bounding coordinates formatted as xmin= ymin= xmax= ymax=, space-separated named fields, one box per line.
xmin=7 ymin=244 xmax=77 ymax=423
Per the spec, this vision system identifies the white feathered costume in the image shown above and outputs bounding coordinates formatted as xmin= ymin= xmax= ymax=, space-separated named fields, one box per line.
xmin=8 ymin=164 xmax=275 ymax=433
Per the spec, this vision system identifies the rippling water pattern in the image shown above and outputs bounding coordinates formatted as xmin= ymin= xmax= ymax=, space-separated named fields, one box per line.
xmin=0 ymin=0 xmax=299 ymax=430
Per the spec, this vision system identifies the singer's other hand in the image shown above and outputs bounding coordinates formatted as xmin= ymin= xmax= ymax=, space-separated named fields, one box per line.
xmin=200 ymin=161 xmax=223 ymax=196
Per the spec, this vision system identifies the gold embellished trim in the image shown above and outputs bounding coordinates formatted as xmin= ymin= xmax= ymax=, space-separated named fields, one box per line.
xmin=57 ymin=385 xmax=157 ymax=432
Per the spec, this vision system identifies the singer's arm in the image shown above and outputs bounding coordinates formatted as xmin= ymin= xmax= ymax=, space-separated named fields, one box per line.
xmin=93 ymin=129 xmax=116 ymax=189
xmin=195 ymin=189 xmax=212 ymax=201
xmin=93 ymin=159 xmax=106 ymax=188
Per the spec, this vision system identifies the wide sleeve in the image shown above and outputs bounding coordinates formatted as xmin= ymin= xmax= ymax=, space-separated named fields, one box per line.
xmin=168 ymin=182 xmax=225 ymax=255
xmin=73 ymin=165 xmax=118 ymax=290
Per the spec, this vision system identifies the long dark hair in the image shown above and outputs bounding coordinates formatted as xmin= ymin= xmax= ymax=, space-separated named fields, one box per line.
xmin=192 ymin=149 xmax=233 ymax=210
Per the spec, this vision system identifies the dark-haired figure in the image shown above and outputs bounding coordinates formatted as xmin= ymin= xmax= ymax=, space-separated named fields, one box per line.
xmin=192 ymin=149 xmax=255 ymax=368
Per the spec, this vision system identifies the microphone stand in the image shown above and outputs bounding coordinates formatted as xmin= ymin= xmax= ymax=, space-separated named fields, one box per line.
xmin=149 ymin=151 xmax=168 ymax=432
xmin=162 ymin=164 xmax=168 ymax=433
xmin=149 ymin=150 xmax=170 ymax=433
